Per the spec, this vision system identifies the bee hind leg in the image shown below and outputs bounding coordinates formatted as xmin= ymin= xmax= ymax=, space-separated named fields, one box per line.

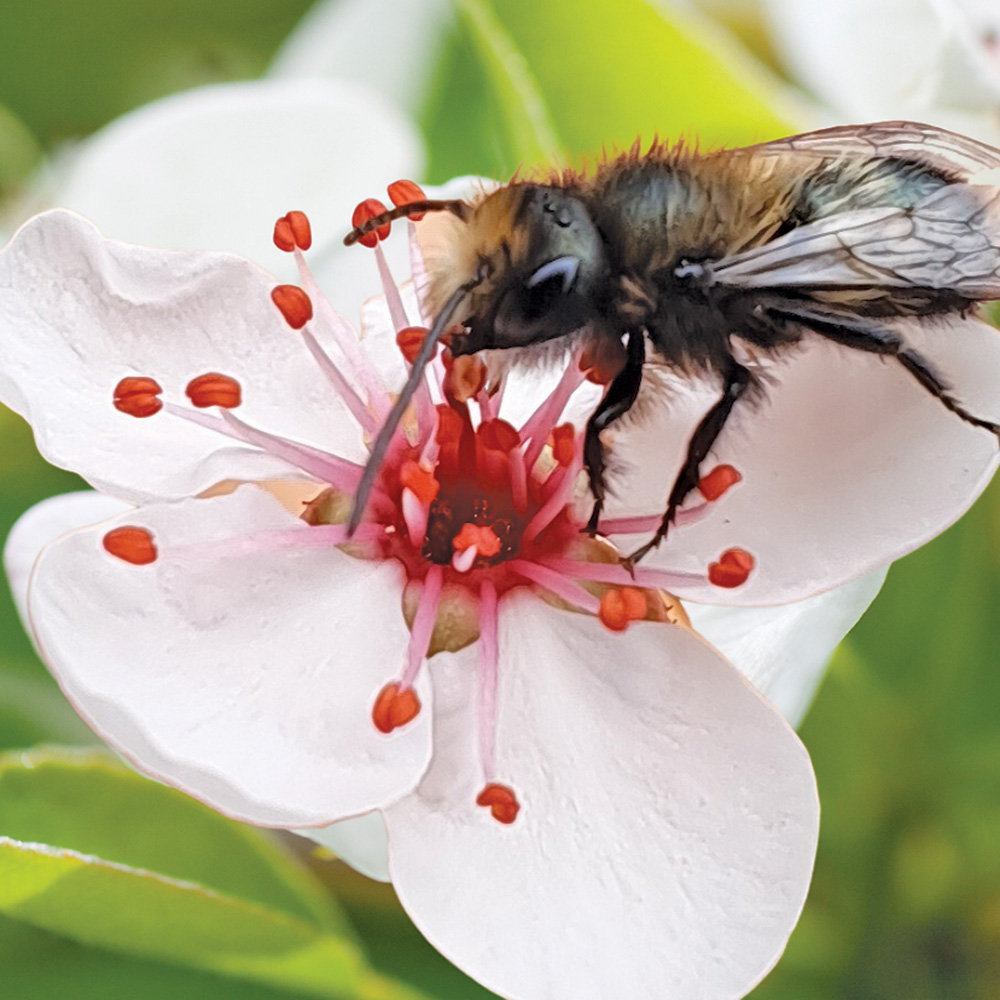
xmin=624 ymin=358 xmax=752 ymax=568
xmin=582 ymin=329 xmax=646 ymax=535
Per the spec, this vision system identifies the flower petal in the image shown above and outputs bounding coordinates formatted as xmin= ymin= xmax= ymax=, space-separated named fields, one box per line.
xmin=44 ymin=78 xmax=423 ymax=321
xmin=605 ymin=320 xmax=1000 ymax=604
xmin=688 ymin=568 xmax=888 ymax=727
xmin=28 ymin=485 xmax=432 ymax=827
xmin=0 ymin=210 xmax=370 ymax=502
xmin=4 ymin=491 xmax=130 ymax=628
xmin=298 ymin=812 xmax=391 ymax=883
xmin=384 ymin=593 xmax=819 ymax=1000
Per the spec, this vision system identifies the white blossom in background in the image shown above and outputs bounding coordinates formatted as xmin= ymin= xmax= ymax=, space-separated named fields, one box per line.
xmin=761 ymin=0 xmax=1000 ymax=142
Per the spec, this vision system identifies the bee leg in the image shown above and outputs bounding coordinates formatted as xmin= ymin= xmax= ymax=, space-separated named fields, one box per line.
xmin=782 ymin=312 xmax=1000 ymax=438
xmin=625 ymin=359 xmax=751 ymax=567
xmin=582 ymin=329 xmax=646 ymax=535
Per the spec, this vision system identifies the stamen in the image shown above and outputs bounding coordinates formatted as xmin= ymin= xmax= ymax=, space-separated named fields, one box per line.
xmin=521 ymin=467 xmax=570 ymax=543
xmin=374 ymin=243 xmax=410 ymax=331
xmin=372 ymin=681 xmax=421 ymax=734
xmin=103 ymin=526 xmax=157 ymax=565
xmin=171 ymin=523 xmax=385 ymax=562
xmin=708 ymin=548 xmax=755 ymax=588
xmin=399 ymin=460 xmax=440 ymax=504
xmin=388 ymin=179 xmax=427 ymax=221
xmin=445 ymin=354 xmax=487 ymax=403
xmin=598 ymin=586 xmax=648 ymax=632
xmin=273 ymin=211 xmax=312 ymax=253
xmin=698 ymin=464 xmax=742 ymax=502
xmin=539 ymin=555 xmax=704 ymax=591
xmin=396 ymin=326 xmax=434 ymax=366
xmin=401 ymin=488 xmax=430 ymax=549
xmin=400 ymin=565 xmax=444 ymax=688
xmin=579 ymin=340 xmax=626 ymax=385
xmin=508 ymin=559 xmax=601 ymax=614
xmin=520 ymin=358 xmax=586 ymax=470
xmin=185 ymin=373 xmax=241 ymax=409
xmin=113 ymin=376 xmax=163 ymax=418
xmin=299 ymin=327 xmax=377 ymax=435
xmin=476 ymin=783 xmax=520 ymax=825
xmin=271 ymin=285 xmax=314 ymax=329
xmin=352 ymin=198 xmax=391 ymax=248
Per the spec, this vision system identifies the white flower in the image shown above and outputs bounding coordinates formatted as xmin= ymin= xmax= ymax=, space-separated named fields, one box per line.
xmin=761 ymin=0 xmax=1000 ymax=142
xmin=0 ymin=198 xmax=832 ymax=1000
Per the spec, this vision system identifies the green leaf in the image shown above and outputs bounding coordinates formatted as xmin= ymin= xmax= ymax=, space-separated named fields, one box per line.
xmin=0 ymin=748 xmax=427 ymax=1000
xmin=489 ymin=0 xmax=794 ymax=154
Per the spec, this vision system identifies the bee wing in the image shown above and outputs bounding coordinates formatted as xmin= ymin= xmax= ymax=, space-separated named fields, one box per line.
xmin=703 ymin=183 xmax=1000 ymax=300
xmin=742 ymin=121 xmax=1000 ymax=181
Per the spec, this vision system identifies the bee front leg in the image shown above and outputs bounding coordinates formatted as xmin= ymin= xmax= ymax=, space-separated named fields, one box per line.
xmin=625 ymin=358 xmax=751 ymax=567
xmin=582 ymin=329 xmax=646 ymax=534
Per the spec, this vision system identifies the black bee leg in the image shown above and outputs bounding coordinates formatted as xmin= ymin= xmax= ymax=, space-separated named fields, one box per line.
xmin=781 ymin=311 xmax=1000 ymax=437
xmin=582 ymin=330 xmax=646 ymax=535
xmin=625 ymin=359 xmax=751 ymax=567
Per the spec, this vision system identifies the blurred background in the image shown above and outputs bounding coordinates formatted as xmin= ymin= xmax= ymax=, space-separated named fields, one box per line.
xmin=1 ymin=1 xmax=999 ymax=998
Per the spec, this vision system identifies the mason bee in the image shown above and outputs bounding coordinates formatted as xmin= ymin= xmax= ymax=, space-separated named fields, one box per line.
xmin=346 ymin=122 xmax=1000 ymax=563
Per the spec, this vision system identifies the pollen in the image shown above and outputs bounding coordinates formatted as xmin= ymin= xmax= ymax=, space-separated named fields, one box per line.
xmin=476 ymin=783 xmax=520 ymax=824
xmin=396 ymin=326 xmax=434 ymax=365
xmin=185 ymin=373 xmax=242 ymax=409
xmin=708 ymin=548 xmax=755 ymax=588
xmin=372 ymin=681 xmax=422 ymax=734
xmin=351 ymin=198 xmax=391 ymax=248
xmin=399 ymin=460 xmax=440 ymax=504
xmin=102 ymin=526 xmax=158 ymax=565
xmin=271 ymin=285 xmax=314 ymax=330
xmin=453 ymin=523 xmax=502 ymax=559
xmin=598 ymin=586 xmax=648 ymax=631
xmin=551 ymin=423 xmax=576 ymax=467
xmin=272 ymin=211 xmax=312 ymax=252
xmin=387 ymin=179 xmax=427 ymax=220
xmin=113 ymin=376 xmax=163 ymax=418
xmin=698 ymin=464 xmax=742 ymax=502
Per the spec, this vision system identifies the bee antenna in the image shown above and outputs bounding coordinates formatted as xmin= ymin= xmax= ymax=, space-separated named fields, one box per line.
xmin=343 ymin=200 xmax=470 ymax=246
xmin=346 ymin=275 xmax=483 ymax=535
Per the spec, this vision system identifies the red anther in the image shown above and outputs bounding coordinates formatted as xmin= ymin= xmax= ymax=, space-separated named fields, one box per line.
xmin=476 ymin=783 xmax=520 ymax=824
xmin=708 ymin=548 xmax=755 ymax=589
xmin=102 ymin=526 xmax=157 ymax=565
xmin=396 ymin=326 xmax=434 ymax=365
xmin=453 ymin=523 xmax=502 ymax=559
xmin=387 ymin=179 xmax=427 ymax=220
xmin=273 ymin=211 xmax=312 ymax=252
xmin=271 ymin=285 xmax=313 ymax=329
xmin=351 ymin=198 xmax=391 ymax=248
xmin=698 ymin=464 xmax=742 ymax=502
xmin=579 ymin=340 xmax=626 ymax=385
xmin=436 ymin=404 xmax=466 ymax=446
xmin=444 ymin=354 xmax=486 ymax=402
xmin=400 ymin=460 xmax=440 ymax=504
xmin=598 ymin=586 xmax=648 ymax=631
xmin=185 ymin=373 xmax=242 ymax=409
xmin=478 ymin=419 xmax=520 ymax=454
xmin=113 ymin=376 xmax=162 ymax=418
xmin=372 ymin=682 xmax=421 ymax=734
xmin=551 ymin=423 xmax=576 ymax=467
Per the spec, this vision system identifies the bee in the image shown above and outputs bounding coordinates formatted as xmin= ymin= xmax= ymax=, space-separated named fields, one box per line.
xmin=345 ymin=122 xmax=1000 ymax=563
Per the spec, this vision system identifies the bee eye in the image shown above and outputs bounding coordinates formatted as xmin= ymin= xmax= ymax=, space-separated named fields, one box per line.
xmin=526 ymin=256 xmax=579 ymax=294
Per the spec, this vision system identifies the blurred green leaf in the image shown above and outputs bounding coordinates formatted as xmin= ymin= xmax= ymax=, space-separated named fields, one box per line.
xmin=0 ymin=748 xmax=427 ymax=1000
xmin=0 ymin=103 xmax=42 ymax=203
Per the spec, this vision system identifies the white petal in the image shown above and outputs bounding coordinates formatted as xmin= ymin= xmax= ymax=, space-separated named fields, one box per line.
xmin=28 ymin=486 xmax=432 ymax=827
xmin=688 ymin=568 xmax=887 ymax=727
xmin=0 ymin=210 xmax=370 ymax=502
xmin=606 ymin=321 xmax=1000 ymax=605
xmin=46 ymin=78 xmax=423 ymax=319
xmin=298 ymin=812 xmax=391 ymax=883
xmin=270 ymin=0 xmax=454 ymax=118
xmin=4 ymin=491 xmax=130 ymax=628
xmin=385 ymin=593 xmax=819 ymax=1000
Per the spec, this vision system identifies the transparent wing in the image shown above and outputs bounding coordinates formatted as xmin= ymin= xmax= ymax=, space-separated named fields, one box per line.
xmin=706 ymin=184 xmax=1000 ymax=300
xmin=740 ymin=121 xmax=1000 ymax=181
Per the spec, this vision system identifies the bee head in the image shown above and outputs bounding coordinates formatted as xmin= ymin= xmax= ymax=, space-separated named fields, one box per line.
xmin=425 ymin=184 xmax=610 ymax=358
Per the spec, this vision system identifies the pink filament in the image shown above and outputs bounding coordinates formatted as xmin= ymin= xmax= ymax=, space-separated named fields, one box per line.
xmin=374 ymin=243 xmax=411 ymax=332
xmin=400 ymin=565 xmax=444 ymax=688
xmin=520 ymin=359 xmax=586 ymax=471
xmin=299 ymin=327 xmax=377 ymax=434
xmin=477 ymin=580 xmax=500 ymax=779
xmin=507 ymin=559 xmax=601 ymax=615
xmin=172 ymin=521 xmax=383 ymax=561
xmin=538 ymin=555 xmax=705 ymax=591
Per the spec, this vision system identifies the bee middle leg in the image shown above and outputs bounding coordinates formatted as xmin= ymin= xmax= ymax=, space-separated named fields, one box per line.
xmin=583 ymin=329 xmax=646 ymax=534
xmin=625 ymin=357 xmax=752 ymax=567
